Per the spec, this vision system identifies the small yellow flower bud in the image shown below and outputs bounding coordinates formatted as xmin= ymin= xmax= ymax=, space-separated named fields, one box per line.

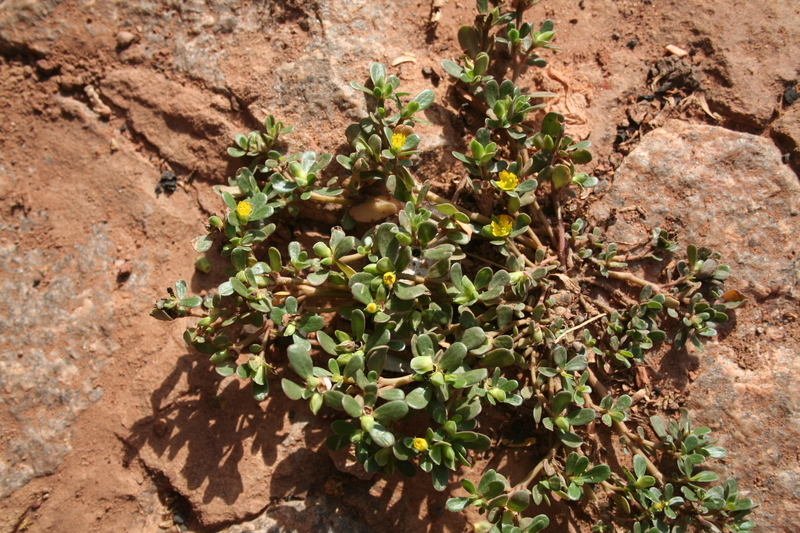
xmin=554 ymin=416 xmax=570 ymax=432
xmin=365 ymin=302 xmax=379 ymax=314
xmin=195 ymin=257 xmax=212 ymax=274
xmin=236 ymin=200 xmax=253 ymax=219
xmin=383 ymin=272 xmax=397 ymax=286
xmin=361 ymin=415 xmax=375 ymax=433
xmin=494 ymin=170 xmax=519 ymax=191
xmin=412 ymin=438 xmax=429 ymax=452
xmin=490 ymin=215 xmax=514 ymax=237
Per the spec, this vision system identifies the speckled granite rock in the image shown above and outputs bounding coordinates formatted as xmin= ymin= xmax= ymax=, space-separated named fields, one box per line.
xmin=589 ymin=120 xmax=800 ymax=532
xmin=0 ymin=223 xmax=115 ymax=497
xmin=219 ymin=494 xmax=373 ymax=533
xmin=589 ymin=120 xmax=800 ymax=299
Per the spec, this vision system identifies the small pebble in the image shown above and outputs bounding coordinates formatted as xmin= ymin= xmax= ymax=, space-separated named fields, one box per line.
xmin=116 ymin=31 xmax=136 ymax=49
xmin=784 ymin=86 xmax=799 ymax=106
xmin=665 ymin=44 xmax=689 ymax=57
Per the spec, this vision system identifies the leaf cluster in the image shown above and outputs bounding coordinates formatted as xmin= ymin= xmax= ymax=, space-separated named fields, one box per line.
xmin=151 ymin=1 xmax=754 ymax=532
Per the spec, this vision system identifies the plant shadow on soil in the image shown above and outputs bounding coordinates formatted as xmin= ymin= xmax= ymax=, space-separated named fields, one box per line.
xmin=121 ymin=348 xmax=472 ymax=532
xmin=122 ymin=353 xmax=291 ymax=506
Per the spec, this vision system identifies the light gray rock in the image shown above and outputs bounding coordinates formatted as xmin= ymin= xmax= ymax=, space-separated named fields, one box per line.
xmin=219 ymin=494 xmax=373 ymax=533
xmin=589 ymin=120 xmax=800 ymax=532
xmin=0 ymin=223 xmax=116 ymax=497
xmin=0 ymin=0 xmax=65 ymax=54
xmin=115 ymin=30 xmax=137 ymax=49
xmin=589 ymin=120 xmax=800 ymax=300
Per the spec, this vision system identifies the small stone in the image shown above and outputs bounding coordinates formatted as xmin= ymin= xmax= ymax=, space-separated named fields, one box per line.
xmin=665 ymin=44 xmax=689 ymax=57
xmin=116 ymin=31 xmax=137 ymax=49
xmin=784 ymin=86 xmax=799 ymax=106
xmin=35 ymin=59 xmax=59 ymax=75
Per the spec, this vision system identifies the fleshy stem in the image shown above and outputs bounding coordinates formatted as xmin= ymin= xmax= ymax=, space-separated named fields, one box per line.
xmin=517 ymin=444 xmax=559 ymax=490
xmin=425 ymin=189 xmax=489 ymax=224
xmin=425 ymin=188 xmax=541 ymax=250
xmin=553 ymin=313 xmax=607 ymax=343
xmin=528 ymin=198 xmax=558 ymax=248
xmin=377 ymin=374 xmax=416 ymax=391
xmin=586 ymin=369 xmax=669 ymax=482
xmin=273 ymin=276 xmax=350 ymax=293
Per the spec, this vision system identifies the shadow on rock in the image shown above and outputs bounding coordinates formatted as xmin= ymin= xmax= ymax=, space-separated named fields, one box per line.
xmin=306 ymin=469 xmax=467 ymax=533
xmin=123 ymin=351 xmax=330 ymax=518
xmin=123 ymin=354 xmax=282 ymax=506
xmin=123 ymin=349 xmax=470 ymax=531
xmin=654 ymin=346 xmax=701 ymax=392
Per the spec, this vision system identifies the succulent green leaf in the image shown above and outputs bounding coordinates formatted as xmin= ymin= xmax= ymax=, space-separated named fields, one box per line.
xmin=404 ymin=386 xmax=431 ymax=410
xmin=522 ymin=515 xmax=550 ymax=533
xmin=461 ymin=326 xmax=487 ymax=349
xmin=351 ymin=283 xmax=373 ymax=305
xmin=323 ymin=390 xmax=345 ymax=410
xmin=369 ymin=423 xmax=395 ymax=448
xmin=287 ymin=344 xmax=313 ymax=379
xmin=331 ymin=420 xmax=356 ymax=436
xmin=342 ymin=395 xmax=363 ymax=418
xmin=445 ymin=497 xmax=472 ymax=512
xmin=558 ymin=430 xmax=583 ymax=448
xmin=582 ymin=465 xmax=611 ymax=483
xmin=373 ymin=400 xmax=409 ymax=421
xmin=413 ymin=89 xmax=435 ymax=110
xmin=252 ymin=381 xmax=269 ymax=401
xmin=633 ymin=454 xmax=647 ymax=478
xmin=394 ymin=282 xmax=430 ymax=300
xmin=178 ymin=296 xmax=202 ymax=308
xmin=379 ymin=388 xmax=405 ymax=401
xmin=541 ymin=112 xmax=564 ymax=136
xmin=479 ymin=348 xmax=515 ymax=368
xmin=215 ymin=361 xmax=237 ymax=377
xmin=441 ymin=59 xmax=463 ymax=78
xmin=565 ymin=408 xmax=596 ymax=426
xmin=507 ymin=489 xmax=531 ymax=512
xmin=439 ymin=342 xmax=467 ymax=373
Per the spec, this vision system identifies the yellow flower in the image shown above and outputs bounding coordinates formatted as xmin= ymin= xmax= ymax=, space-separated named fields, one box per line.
xmin=391 ymin=132 xmax=407 ymax=152
xmin=383 ymin=272 xmax=397 ymax=286
xmin=491 ymin=215 xmax=514 ymax=237
xmin=412 ymin=438 xmax=429 ymax=452
xmin=494 ymin=170 xmax=519 ymax=191
xmin=236 ymin=200 xmax=253 ymax=219
xmin=365 ymin=302 xmax=379 ymax=314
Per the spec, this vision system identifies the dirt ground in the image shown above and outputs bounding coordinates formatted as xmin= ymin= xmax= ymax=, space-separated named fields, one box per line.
xmin=0 ymin=0 xmax=798 ymax=532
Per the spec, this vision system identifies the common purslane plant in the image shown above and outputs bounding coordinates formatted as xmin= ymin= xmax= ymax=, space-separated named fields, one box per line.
xmin=152 ymin=1 xmax=754 ymax=531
